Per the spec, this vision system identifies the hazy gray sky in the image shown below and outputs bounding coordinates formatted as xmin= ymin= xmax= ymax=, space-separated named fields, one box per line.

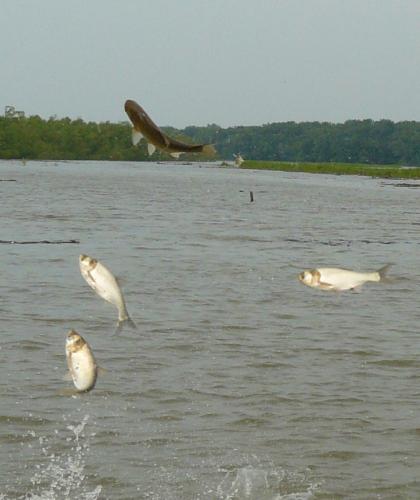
xmin=1 ymin=0 xmax=419 ymax=127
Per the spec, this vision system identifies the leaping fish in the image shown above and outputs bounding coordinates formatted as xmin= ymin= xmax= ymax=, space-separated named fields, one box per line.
xmin=124 ymin=99 xmax=216 ymax=159
xmin=234 ymin=153 xmax=244 ymax=167
xmin=65 ymin=330 xmax=98 ymax=392
xmin=298 ymin=264 xmax=392 ymax=292
xmin=79 ymin=254 xmax=135 ymax=330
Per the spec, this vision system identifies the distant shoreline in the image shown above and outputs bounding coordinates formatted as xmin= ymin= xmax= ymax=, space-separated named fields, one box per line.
xmin=240 ymin=160 xmax=420 ymax=179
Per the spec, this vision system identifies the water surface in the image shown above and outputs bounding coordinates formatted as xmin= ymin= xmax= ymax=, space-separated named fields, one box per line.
xmin=0 ymin=160 xmax=419 ymax=499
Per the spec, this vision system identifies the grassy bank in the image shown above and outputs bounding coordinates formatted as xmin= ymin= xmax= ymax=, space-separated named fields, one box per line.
xmin=241 ymin=160 xmax=420 ymax=179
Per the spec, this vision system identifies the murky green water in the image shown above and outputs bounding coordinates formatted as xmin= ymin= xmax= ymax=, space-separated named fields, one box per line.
xmin=0 ymin=160 xmax=419 ymax=499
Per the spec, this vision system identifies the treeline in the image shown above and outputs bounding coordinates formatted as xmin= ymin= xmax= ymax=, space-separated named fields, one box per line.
xmin=0 ymin=116 xmax=145 ymax=161
xmin=0 ymin=115 xmax=419 ymax=165
xmin=185 ymin=120 xmax=420 ymax=166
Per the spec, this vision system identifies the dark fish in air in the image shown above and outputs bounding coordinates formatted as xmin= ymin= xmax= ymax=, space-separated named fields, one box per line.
xmin=124 ymin=99 xmax=216 ymax=159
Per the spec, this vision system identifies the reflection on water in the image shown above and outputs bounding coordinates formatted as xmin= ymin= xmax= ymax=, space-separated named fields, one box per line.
xmin=0 ymin=160 xmax=419 ymax=499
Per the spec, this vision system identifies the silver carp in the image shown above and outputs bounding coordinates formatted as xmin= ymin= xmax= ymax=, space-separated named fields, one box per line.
xmin=79 ymin=254 xmax=134 ymax=329
xmin=65 ymin=330 xmax=98 ymax=392
xmin=298 ymin=264 xmax=392 ymax=291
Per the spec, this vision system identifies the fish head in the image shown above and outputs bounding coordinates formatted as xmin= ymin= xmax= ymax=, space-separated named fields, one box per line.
xmin=124 ymin=99 xmax=154 ymax=134
xmin=299 ymin=269 xmax=314 ymax=285
xmin=298 ymin=269 xmax=312 ymax=284
xmin=124 ymin=99 xmax=145 ymax=125
xmin=66 ymin=329 xmax=86 ymax=353
xmin=124 ymin=99 xmax=138 ymax=113
xmin=79 ymin=254 xmax=97 ymax=272
xmin=299 ymin=269 xmax=321 ymax=287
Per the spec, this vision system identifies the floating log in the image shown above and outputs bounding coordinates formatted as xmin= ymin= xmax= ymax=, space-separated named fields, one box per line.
xmin=0 ymin=239 xmax=80 ymax=245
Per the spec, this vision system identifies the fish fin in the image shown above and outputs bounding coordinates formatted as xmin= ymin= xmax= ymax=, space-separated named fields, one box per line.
xmin=147 ymin=143 xmax=156 ymax=156
xmin=377 ymin=263 xmax=393 ymax=282
xmin=132 ymin=129 xmax=143 ymax=146
xmin=202 ymin=144 xmax=217 ymax=156
xmin=318 ymin=281 xmax=335 ymax=290
xmin=170 ymin=152 xmax=182 ymax=159
xmin=63 ymin=372 xmax=73 ymax=381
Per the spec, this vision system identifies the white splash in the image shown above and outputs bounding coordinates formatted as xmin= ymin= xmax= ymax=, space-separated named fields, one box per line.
xmin=4 ymin=414 xmax=102 ymax=500
xmin=216 ymin=462 xmax=319 ymax=500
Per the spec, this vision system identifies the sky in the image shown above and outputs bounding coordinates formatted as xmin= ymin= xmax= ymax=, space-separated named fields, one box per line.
xmin=1 ymin=0 xmax=419 ymax=128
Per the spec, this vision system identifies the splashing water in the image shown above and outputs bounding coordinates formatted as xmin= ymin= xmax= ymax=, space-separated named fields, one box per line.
xmin=2 ymin=415 xmax=102 ymax=500
xmin=216 ymin=462 xmax=319 ymax=500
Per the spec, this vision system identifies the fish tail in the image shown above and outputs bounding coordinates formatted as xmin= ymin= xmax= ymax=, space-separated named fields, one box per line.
xmin=126 ymin=316 xmax=137 ymax=330
xmin=202 ymin=144 xmax=217 ymax=156
xmin=376 ymin=263 xmax=393 ymax=282
xmin=115 ymin=315 xmax=137 ymax=334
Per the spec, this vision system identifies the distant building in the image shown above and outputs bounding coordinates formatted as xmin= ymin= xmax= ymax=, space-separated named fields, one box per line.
xmin=4 ymin=106 xmax=25 ymax=118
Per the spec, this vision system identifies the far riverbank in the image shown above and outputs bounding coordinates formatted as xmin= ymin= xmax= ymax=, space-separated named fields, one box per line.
xmin=241 ymin=160 xmax=420 ymax=179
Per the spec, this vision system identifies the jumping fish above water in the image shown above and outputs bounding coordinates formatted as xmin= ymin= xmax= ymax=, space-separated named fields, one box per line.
xmin=79 ymin=254 xmax=135 ymax=329
xmin=298 ymin=264 xmax=392 ymax=291
xmin=65 ymin=330 xmax=98 ymax=392
xmin=124 ymin=99 xmax=216 ymax=158
xmin=234 ymin=153 xmax=244 ymax=167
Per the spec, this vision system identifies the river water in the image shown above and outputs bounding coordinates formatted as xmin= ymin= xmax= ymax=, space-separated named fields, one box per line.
xmin=0 ymin=160 xmax=419 ymax=499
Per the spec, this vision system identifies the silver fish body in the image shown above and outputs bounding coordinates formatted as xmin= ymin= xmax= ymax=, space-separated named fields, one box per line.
xmin=65 ymin=330 xmax=97 ymax=392
xmin=79 ymin=254 xmax=131 ymax=324
xmin=299 ymin=264 xmax=391 ymax=291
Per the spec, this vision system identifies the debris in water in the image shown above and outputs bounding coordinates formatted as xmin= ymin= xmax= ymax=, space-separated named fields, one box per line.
xmin=0 ymin=239 xmax=80 ymax=245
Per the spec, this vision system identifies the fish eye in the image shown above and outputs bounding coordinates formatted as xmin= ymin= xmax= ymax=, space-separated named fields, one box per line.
xmin=299 ymin=271 xmax=311 ymax=282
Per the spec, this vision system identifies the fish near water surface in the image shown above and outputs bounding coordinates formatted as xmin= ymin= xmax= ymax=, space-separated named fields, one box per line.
xmin=65 ymin=330 xmax=98 ymax=392
xmin=79 ymin=254 xmax=135 ymax=329
xmin=124 ymin=99 xmax=216 ymax=158
xmin=298 ymin=264 xmax=392 ymax=291
xmin=234 ymin=153 xmax=244 ymax=167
